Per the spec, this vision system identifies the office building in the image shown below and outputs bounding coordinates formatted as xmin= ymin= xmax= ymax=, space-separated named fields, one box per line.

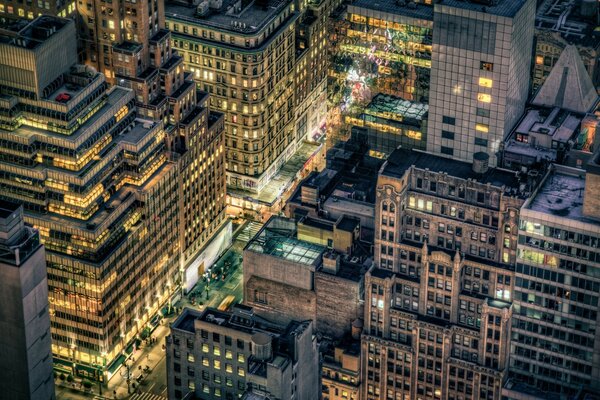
xmin=322 ymin=334 xmax=362 ymax=400
xmin=532 ymin=0 xmax=600 ymax=93
xmin=166 ymin=305 xmax=319 ymax=400
xmin=329 ymin=0 xmax=535 ymax=164
xmin=244 ymin=215 xmax=368 ymax=338
xmin=164 ymin=0 xmax=329 ymax=198
xmin=359 ymin=148 xmax=538 ymax=400
xmin=0 ymin=201 xmax=54 ymax=400
xmin=0 ymin=16 xmax=225 ymax=379
xmin=506 ymin=158 xmax=600 ymax=397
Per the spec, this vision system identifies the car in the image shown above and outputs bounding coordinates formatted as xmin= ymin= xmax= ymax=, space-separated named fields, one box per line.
xmin=217 ymin=295 xmax=236 ymax=311
xmin=55 ymin=93 xmax=71 ymax=103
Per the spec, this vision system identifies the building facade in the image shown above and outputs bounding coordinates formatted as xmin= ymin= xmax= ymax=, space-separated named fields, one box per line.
xmin=359 ymin=148 xmax=535 ymax=400
xmin=329 ymin=0 xmax=535 ymax=164
xmin=165 ymin=0 xmax=331 ymax=196
xmin=243 ymin=215 xmax=367 ymax=339
xmin=166 ymin=305 xmax=319 ymax=400
xmin=426 ymin=0 xmax=535 ymax=166
xmin=0 ymin=201 xmax=55 ymax=400
xmin=322 ymin=337 xmax=362 ymax=400
xmin=0 ymin=16 xmax=226 ymax=379
xmin=507 ymin=161 xmax=600 ymax=397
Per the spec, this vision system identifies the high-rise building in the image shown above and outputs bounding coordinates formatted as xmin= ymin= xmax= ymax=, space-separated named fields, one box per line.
xmin=329 ymin=0 xmax=535 ymax=165
xmin=506 ymin=159 xmax=600 ymax=397
xmin=0 ymin=16 xmax=226 ymax=379
xmin=362 ymin=148 xmax=537 ymax=400
xmin=164 ymin=0 xmax=330 ymax=197
xmin=166 ymin=305 xmax=319 ymax=400
xmin=0 ymin=200 xmax=55 ymax=400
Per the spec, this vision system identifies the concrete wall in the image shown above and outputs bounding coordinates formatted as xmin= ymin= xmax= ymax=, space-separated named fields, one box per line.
xmin=0 ymin=245 xmax=54 ymax=400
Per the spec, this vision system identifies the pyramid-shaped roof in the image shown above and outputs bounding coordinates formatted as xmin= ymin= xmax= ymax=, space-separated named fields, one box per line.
xmin=532 ymin=45 xmax=598 ymax=113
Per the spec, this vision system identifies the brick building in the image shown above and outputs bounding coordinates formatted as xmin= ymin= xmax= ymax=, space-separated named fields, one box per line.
xmin=243 ymin=215 xmax=368 ymax=339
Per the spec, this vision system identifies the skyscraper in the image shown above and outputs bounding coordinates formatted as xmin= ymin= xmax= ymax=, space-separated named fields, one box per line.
xmin=329 ymin=0 xmax=535 ymax=164
xmin=0 ymin=15 xmax=226 ymax=379
xmin=0 ymin=200 xmax=55 ymax=400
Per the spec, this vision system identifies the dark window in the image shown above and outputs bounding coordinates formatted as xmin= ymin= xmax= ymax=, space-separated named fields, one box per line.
xmin=476 ymin=108 xmax=490 ymax=118
xmin=442 ymin=116 xmax=456 ymax=125
xmin=441 ymin=146 xmax=454 ymax=156
xmin=442 ymin=130 xmax=454 ymax=140
xmin=474 ymin=138 xmax=488 ymax=147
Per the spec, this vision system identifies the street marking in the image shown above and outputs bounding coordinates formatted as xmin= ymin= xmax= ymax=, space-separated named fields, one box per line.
xmin=129 ymin=392 xmax=167 ymax=400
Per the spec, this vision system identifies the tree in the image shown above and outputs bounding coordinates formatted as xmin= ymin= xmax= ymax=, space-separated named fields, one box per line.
xmin=66 ymin=375 xmax=74 ymax=383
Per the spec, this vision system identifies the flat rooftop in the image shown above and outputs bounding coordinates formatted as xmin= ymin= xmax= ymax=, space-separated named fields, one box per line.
xmin=0 ymin=16 xmax=70 ymax=49
xmin=527 ymin=167 xmax=599 ymax=225
xmin=246 ymin=216 xmax=325 ymax=265
xmin=536 ymin=0 xmax=600 ymax=48
xmin=365 ymin=94 xmax=428 ymax=123
xmin=382 ymin=148 xmax=523 ymax=194
xmin=349 ymin=0 xmax=433 ymax=21
xmin=439 ymin=0 xmax=529 ymax=18
xmin=166 ymin=0 xmax=292 ymax=35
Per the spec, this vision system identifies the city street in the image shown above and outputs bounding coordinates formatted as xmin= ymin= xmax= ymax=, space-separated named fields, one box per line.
xmin=56 ymin=219 xmax=263 ymax=400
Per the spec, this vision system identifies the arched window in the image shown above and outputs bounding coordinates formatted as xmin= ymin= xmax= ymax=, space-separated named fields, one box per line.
xmin=389 ymin=202 xmax=396 ymax=213
xmin=382 ymin=201 xmax=388 ymax=212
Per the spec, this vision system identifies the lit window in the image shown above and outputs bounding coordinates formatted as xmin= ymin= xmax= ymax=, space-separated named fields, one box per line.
xmin=475 ymin=123 xmax=489 ymax=133
xmin=478 ymin=77 xmax=493 ymax=88
xmin=237 ymin=367 xmax=245 ymax=377
xmin=477 ymin=93 xmax=492 ymax=103
xmin=536 ymin=56 xmax=543 ymax=65
xmin=108 ymin=20 xmax=115 ymax=29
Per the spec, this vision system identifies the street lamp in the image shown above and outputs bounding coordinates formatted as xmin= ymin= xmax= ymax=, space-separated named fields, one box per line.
xmin=119 ymin=358 xmax=133 ymax=394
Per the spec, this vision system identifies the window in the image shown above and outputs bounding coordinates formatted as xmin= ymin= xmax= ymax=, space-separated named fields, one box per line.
xmin=478 ymin=77 xmax=493 ymax=88
xmin=442 ymin=116 xmax=456 ymax=125
xmin=480 ymin=62 xmax=493 ymax=71
xmin=476 ymin=107 xmax=490 ymax=118
xmin=475 ymin=123 xmax=489 ymax=133
xmin=442 ymin=130 xmax=454 ymax=140
xmin=478 ymin=94 xmax=492 ymax=103
xmin=441 ymin=146 xmax=454 ymax=156
xmin=475 ymin=138 xmax=488 ymax=146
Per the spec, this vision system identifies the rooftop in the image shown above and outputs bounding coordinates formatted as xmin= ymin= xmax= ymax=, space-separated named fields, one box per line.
xmin=337 ymin=215 xmax=360 ymax=232
xmin=0 ymin=16 xmax=70 ymax=49
xmin=349 ymin=0 xmax=433 ymax=21
xmin=365 ymin=93 xmax=428 ymax=123
xmin=536 ymin=0 xmax=600 ymax=48
xmin=382 ymin=148 xmax=523 ymax=194
xmin=245 ymin=216 xmax=326 ymax=265
xmin=166 ymin=0 xmax=293 ymax=35
xmin=438 ymin=0 xmax=529 ymax=18
xmin=532 ymin=45 xmax=599 ymax=113
xmin=527 ymin=166 xmax=599 ymax=225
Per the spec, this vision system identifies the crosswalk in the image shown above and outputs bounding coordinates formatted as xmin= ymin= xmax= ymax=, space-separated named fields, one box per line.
xmin=129 ymin=392 xmax=166 ymax=400
xmin=236 ymin=221 xmax=263 ymax=243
